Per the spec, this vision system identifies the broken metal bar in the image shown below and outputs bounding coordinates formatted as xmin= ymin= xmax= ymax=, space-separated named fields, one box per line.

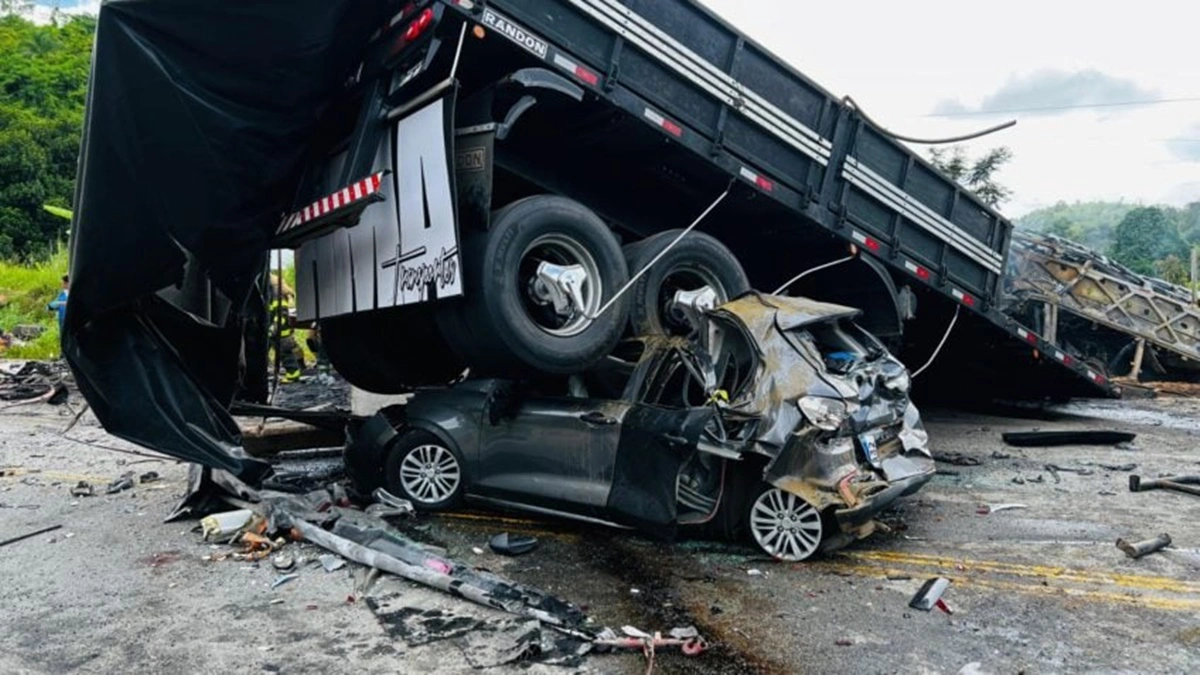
xmin=1116 ymin=533 xmax=1172 ymax=559
xmin=238 ymin=420 xmax=344 ymax=457
xmin=1129 ymin=474 xmax=1200 ymax=497
xmin=0 ymin=524 xmax=62 ymax=548
xmin=291 ymin=519 xmax=573 ymax=627
xmin=1002 ymin=431 xmax=1136 ymax=447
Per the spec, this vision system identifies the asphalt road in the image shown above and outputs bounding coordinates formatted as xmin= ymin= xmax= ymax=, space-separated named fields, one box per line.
xmin=2 ymin=390 xmax=1199 ymax=674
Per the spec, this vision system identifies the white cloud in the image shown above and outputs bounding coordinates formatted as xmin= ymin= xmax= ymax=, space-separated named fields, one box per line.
xmin=700 ymin=0 xmax=1200 ymax=215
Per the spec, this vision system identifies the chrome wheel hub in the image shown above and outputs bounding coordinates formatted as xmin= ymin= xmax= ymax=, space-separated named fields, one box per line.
xmin=750 ymin=488 xmax=822 ymax=561
xmin=399 ymin=444 xmax=461 ymax=505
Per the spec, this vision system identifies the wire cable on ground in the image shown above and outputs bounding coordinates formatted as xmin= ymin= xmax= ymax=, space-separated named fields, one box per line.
xmin=843 ymin=96 xmax=1016 ymax=145
xmin=911 ymin=305 xmax=961 ymax=379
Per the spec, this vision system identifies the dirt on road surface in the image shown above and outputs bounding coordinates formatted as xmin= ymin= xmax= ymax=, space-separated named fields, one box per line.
xmin=3 ymin=393 xmax=1199 ymax=674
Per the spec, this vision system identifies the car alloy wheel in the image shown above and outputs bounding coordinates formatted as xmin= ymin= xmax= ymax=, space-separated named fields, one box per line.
xmin=749 ymin=488 xmax=823 ymax=561
xmin=398 ymin=443 xmax=462 ymax=505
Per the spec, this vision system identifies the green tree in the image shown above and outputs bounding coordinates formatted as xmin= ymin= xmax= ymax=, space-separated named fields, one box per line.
xmin=927 ymin=145 xmax=1013 ymax=207
xmin=0 ymin=13 xmax=94 ymax=260
xmin=1109 ymin=207 xmax=1186 ymax=275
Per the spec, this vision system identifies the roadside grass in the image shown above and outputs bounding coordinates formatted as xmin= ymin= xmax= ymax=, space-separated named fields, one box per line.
xmin=0 ymin=249 xmax=68 ymax=359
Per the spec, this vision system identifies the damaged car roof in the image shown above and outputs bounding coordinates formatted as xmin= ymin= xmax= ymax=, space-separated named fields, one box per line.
xmin=711 ymin=293 xmax=861 ymax=336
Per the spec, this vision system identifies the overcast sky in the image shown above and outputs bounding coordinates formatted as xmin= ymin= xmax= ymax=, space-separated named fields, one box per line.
xmin=31 ymin=0 xmax=1200 ymax=218
xmin=703 ymin=0 xmax=1200 ymax=217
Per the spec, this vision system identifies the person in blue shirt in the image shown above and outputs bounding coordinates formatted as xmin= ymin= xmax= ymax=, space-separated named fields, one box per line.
xmin=48 ymin=275 xmax=69 ymax=332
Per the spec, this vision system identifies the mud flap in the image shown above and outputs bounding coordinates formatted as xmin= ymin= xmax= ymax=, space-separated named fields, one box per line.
xmin=605 ymin=405 xmax=715 ymax=539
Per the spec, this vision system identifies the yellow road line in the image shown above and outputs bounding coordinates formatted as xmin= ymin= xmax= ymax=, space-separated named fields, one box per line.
xmin=816 ymin=562 xmax=1200 ymax=612
xmin=845 ymin=550 xmax=1200 ymax=595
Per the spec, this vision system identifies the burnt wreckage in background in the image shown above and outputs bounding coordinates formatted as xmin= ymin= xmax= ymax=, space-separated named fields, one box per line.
xmin=347 ymin=293 xmax=934 ymax=561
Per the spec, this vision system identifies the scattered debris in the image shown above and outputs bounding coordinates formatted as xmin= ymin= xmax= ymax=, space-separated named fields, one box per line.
xmin=977 ymin=503 xmax=1028 ymax=515
xmin=1099 ymin=463 xmax=1138 ymax=472
xmin=489 ymin=532 xmax=539 ymax=556
xmin=909 ymin=577 xmax=952 ymax=614
xmin=104 ymin=471 xmax=135 ymax=494
xmin=318 ymin=554 xmax=346 ymax=573
xmin=746 ymin=568 xmax=767 ymax=577
xmin=200 ymin=509 xmax=254 ymax=541
xmin=472 ymin=547 xmax=485 ymax=555
xmin=366 ymin=488 xmax=415 ymax=520
xmin=1116 ymin=533 xmax=1172 ymax=559
xmin=835 ymin=638 xmax=854 ymax=646
xmin=271 ymin=554 xmax=296 ymax=572
xmin=593 ymin=625 xmax=707 ymax=665
xmin=1003 ymin=430 xmax=1136 ymax=447
xmin=932 ymin=452 xmax=982 ymax=466
xmin=271 ymin=573 xmax=299 ymax=589
xmin=0 ymin=524 xmax=62 ymax=548
xmin=139 ymin=471 xmax=161 ymax=484
xmin=1011 ymin=477 xmax=1025 ymax=485
xmin=1044 ymin=463 xmax=1094 ymax=476
xmin=70 ymin=481 xmax=94 ymax=497
xmin=990 ymin=451 xmax=1012 ymax=460
xmin=1129 ymin=474 xmax=1200 ymax=497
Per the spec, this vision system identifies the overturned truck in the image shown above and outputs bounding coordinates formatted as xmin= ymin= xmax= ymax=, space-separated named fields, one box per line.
xmin=67 ymin=2 xmax=1116 ymax=487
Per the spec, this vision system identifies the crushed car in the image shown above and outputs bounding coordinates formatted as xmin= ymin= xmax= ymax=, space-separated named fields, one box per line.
xmin=346 ymin=292 xmax=934 ymax=561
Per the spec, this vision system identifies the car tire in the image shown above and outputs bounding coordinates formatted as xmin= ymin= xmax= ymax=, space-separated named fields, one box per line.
xmin=622 ymin=229 xmax=749 ymax=336
xmin=745 ymin=484 xmax=823 ymax=561
xmin=321 ymin=307 xmax=465 ymax=394
xmin=437 ymin=195 xmax=629 ymax=376
xmin=384 ymin=429 xmax=465 ymax=511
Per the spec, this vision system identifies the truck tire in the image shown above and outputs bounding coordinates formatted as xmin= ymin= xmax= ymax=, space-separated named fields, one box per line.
xmin=622 ymin=230 xmax=749 ymax=336
xmin=321 ymin=307 xmax=465 ymax=394
xmin=438 ymin=195 xmax=629 ymax=375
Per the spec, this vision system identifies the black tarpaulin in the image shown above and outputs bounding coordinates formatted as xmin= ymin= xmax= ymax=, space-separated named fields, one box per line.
xmin=66 ymin=0 xmax=393 ymax=479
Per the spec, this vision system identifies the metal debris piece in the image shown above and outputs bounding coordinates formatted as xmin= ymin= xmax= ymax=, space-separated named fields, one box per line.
xmin=105 ymin=472 xmax=135 ymax=494
xmin=746 ymin=568 xmax=767 ymax=577
xmin=1099 ymin=463 xmax=1138 ymax=472
xmin=1116 ymin=533 xmax=1172 ymax=559
xmin=909 ymin=577 xmax=952 ymax=613
xmin=70 ymin=481 xmax=94 ymax=497
xmin=319 ymin=554 xmax=346 ymax=573
xmin=200 ymin=509 xmax=254 ymax=541
xmin=370 ymin=488 xmax=415 ymax=517
xmin=0 ymin=524 xmax=62 ymax=548
xmin=978 ymin=503 xmax=1028 ymax=515
xmin=1044 ymin=463 xmax=1093 ymax=476
xmin=932 ymin=452 xmax=981 ymax=466
xmin=271 ymin=573 xmax=299 ymax=589
xmin=272 ymin=554 xmax=296 ymax=572
xmin=139 ymin=471 xmax=161 ymax=484
xmin=489 ymin=532 xmax=538 ymax=556
xmin=1129 ymin=474 xmax=1200 ymax=497
xmin=1003 ymin=430 xmax=1136 ymax=447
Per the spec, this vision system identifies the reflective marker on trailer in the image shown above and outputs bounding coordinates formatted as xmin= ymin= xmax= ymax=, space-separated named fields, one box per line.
xmin=850 ymin=230 xmax=881 ymax=253
xmin=1016 ymin=327 xmax=1039 ymax=345
xmin=278 ymin=172 xmax=384 ymax=234
xmin=1088 ymin=369 xmax=1106 ymax=384
xmin=903 ymin=260 xmax=931 ymax=281
xmin=738 ymin=166 xmax=774 ymax=192
xmin=643 ymin=107 xmax=683 ymax=137
xmin=1054 ymin=350 xmax=1074 ymax=366
xmin=552 ymin=53 xmax=599 ymax=86
xmin=950 ymin=288 xmax=976 ymax=307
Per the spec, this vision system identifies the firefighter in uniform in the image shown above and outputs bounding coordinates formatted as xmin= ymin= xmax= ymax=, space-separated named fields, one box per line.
xmin=268 ymin=275 xmax=304 ymax=383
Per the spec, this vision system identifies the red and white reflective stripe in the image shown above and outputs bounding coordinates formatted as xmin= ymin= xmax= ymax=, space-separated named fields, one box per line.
xmin=1016 ymin=327 xmax=1038 ymax=345
xmin=738 ymin=167 xmax=774 ymax=192
xmin=643 ymin=107 xmax=683 ymax=137
xmin=1088 ymin=369 xmax=1105 ymax=384
xmin=850 ymin=230 xmax=882 ymax=253
xmin=903 ymin=259 xmax=931 ymax=281
xmin=280 ymin=172 xmax=384 ymax=233
xmin=950 ymin=288 xmax=976 ymax=307
xmin=552 ymin=53 xmax=599 ymax=86
xmin=1054 ymin=350 xmax=1074 ymax=366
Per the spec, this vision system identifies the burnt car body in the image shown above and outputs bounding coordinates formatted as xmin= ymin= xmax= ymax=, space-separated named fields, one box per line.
xmin=346 ymin=293 xmax=934 ymax=560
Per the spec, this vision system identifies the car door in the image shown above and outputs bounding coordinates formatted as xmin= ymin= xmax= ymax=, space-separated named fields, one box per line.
xmin=474 ymin=390 xmax=631 ymax=516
